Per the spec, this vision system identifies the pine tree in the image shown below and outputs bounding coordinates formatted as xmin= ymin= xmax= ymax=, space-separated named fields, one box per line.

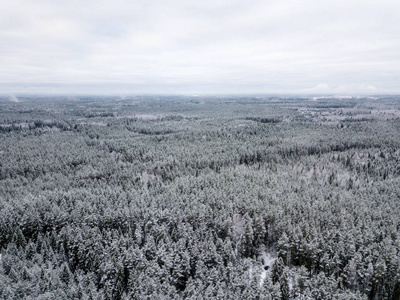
xmin=280 ymin=269 xmax=291 ymax=300
xmin=271 ymin=258 xmax=284 ymax=284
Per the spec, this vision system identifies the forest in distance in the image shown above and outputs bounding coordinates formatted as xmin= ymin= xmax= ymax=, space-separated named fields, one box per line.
xmin=0 ymin=95 xmax=400 ymax=299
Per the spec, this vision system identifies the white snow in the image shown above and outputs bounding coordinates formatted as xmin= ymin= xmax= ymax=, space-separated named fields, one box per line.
xmin=259 ymin=248 xmax=276 ymax=286
xmin=9 ymin=95 xmax=20 ymax=103
xmin=260 ymin=269 xmax=267 ymax=286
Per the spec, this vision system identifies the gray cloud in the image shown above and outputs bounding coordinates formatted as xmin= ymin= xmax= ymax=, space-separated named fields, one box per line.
xmin=1 ymin=0 xmax=399 ymax=94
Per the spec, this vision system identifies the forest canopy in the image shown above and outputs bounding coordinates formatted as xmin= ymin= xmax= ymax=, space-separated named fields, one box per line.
xmin=0 ymin=95 xmax=399 ymax=299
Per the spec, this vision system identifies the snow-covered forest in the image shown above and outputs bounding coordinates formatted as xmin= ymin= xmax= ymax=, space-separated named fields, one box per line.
xmin=0 ymin=95 xmax=399 ymax=299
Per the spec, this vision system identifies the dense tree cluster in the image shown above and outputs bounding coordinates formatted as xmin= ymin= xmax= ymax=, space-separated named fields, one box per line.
xmin=0 ymin=96 xmax=399 ymax=299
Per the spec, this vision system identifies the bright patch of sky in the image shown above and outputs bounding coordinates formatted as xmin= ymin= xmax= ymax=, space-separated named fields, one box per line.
xmin=1 ymin=0 xmax=399 ymax=94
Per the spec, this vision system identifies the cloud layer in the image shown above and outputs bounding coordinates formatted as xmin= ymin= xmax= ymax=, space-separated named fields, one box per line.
xmin=1 ymin=0 xmax=399 ymax=94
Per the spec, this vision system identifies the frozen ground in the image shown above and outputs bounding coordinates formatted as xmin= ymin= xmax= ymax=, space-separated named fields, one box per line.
xmin=259 ymin=248 xmax=276 ymax=286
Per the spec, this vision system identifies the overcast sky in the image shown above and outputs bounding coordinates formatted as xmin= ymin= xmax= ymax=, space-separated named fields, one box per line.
xmin=1 ymin=0 xmax=399 ymax=95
